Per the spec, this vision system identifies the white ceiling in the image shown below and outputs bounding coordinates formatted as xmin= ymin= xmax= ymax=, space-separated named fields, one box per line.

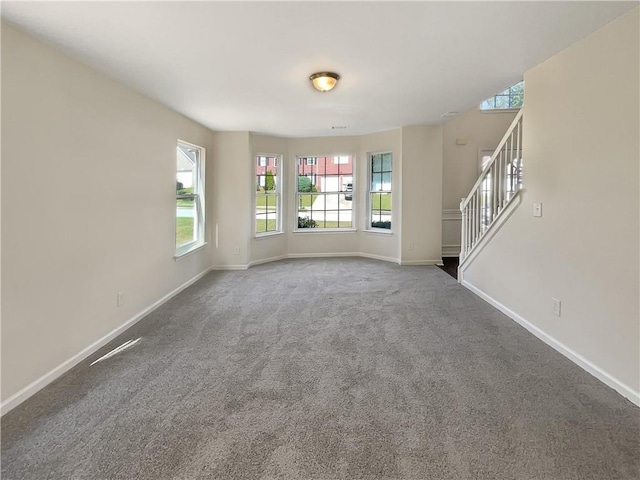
xmin=2 ymin=1 xmax=636 ymax=137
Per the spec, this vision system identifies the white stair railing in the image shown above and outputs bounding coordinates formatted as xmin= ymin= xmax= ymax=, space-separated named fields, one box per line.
xmin=460 ymin=109 xmax=523 ymax=263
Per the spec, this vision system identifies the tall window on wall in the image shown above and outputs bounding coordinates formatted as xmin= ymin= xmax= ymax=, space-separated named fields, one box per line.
xmin=176 ymin=141 xmax=205 ymax=256
xmin=369 ymin=152 xmax=392 ymax=230
xmin=296 ymin=155 xmax=354 ymax=229
xmin=480 ymin=81 xmax=524 ymax=110
xmin=255 ymin=155 xmax=282 ymax=235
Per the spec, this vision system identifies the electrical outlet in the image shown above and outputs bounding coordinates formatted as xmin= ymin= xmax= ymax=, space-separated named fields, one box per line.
xmin=117 ymin=291 xmax=125 ymax=307
xmin=552 ymin=298 xmax=561 ymax=317
xmin=234 ymin=246 xmax=240 ymax=255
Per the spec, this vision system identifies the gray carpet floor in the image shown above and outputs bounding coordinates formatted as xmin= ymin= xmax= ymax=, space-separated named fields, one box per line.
xmin=2 ymin=258 xmax=638 ymax=479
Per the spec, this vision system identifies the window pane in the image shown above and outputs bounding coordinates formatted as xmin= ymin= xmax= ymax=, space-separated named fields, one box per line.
xmin=380 ymin=193 xmax=392 ymax=212
xmin=323 ymin=176 xmax=340 ymax=193
xmin=511 ymin=94 xmax=524 ymax=108
xmin=481 ymin=98 xmax=495 ymax=109
xmin=176 ymin=198 xmax=196 ymax=246
xmin=495 ymin=95 xmax=510 ymax=108
xmin=382 ymin=172 xmax=392 ymax=190
xmin=372 ymin=154 xmax=382 ymax=173
xmin=372 ymin=172 xmax=383 ymax=191
xmin=382 ymin=153 xmax=392 ymax=171
xmin=298 ymin=193 xmax=314 ymax=209
xmin=325 ymin=193 xmax=340 ymax=208
xmin=256 ymin=213 xmax=267 ymax=233
xmin=510 ymin=82 xmax=524 ymax=95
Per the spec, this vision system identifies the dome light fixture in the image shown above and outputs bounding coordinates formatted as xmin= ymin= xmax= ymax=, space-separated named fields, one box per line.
xmin=309 ymin=72 xmax=340 ymax=92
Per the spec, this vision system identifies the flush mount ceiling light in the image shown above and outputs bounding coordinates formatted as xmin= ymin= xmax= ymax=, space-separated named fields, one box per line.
xmin=309 ymin=72 xmax=340 ymax=92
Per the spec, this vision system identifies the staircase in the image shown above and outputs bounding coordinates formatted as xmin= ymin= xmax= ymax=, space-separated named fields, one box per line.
xmin=459 ymin=109 xmax=523 ymax=277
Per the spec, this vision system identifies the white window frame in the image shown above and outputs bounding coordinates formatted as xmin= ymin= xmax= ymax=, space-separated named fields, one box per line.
xmin=255 ymin=153 xmax=283 ymax=237
xmin=175 ymin=140 xmax=206 ymax=257
xmin=295 ymin=154 xmax=356 ymax=232
xmin=367 ymin=151 xmax=392 ymax=232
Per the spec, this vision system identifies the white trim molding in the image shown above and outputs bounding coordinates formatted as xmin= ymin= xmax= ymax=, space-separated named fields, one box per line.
xmin=223 ymin=252 xmax=404 ymax=270
xmin=211 ymin=265 xmax=249 ymax=271
xmin=442 ymin=209 xmax=462 ymax=257
xmin=462 ymin=279 xmax=640 ymax=407
xmin=399 ymin=259 xmax=443 ymax=266
xmin=442 ymin=244 xmax=461 ymax=257
xmin=442 ymin=209 xmax=462 ymax=221
xmin=1 ymin=267 xmax=213 ymax=416
xmin=287 ymin=252 xmax=360 ymax=259
xmin=357 ymin=252 xmax=399 ymax=264
xmin=287 ymin=252 xmax=399 ymax=265
xmin=248 ymin=255 xmax=288 ymax=268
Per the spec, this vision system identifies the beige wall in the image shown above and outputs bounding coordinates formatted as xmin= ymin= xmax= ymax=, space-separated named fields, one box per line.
xmin=210 ymin=131 xmax=251 ymax=268
xmin=358 ymin=129 xmax=403 ymax=262
xmin=1 ymin=24 xmax=215 ymax=403
xmin=463 ymin=9 xmax=640 ymax=397
xmin=401 ymin=125 xmax=443 ymax=264
xmin=442 ymin=108 xmax=517 ymax=256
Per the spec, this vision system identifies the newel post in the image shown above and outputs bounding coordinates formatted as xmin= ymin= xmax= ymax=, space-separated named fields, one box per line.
xmin=460 ymin=197 xmax=467 ymax=263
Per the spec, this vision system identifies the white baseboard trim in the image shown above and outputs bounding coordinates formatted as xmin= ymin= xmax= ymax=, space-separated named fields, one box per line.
xmin=356 ymin=252 xmax=400 ymax=264
xmin=399 ymin=259 xmax=442 ymax=266
xmin=1 ymin=268 xmax=213 ymax=416
xmin=282 ymin=252 xmax=400 ymax=265
xmin=220 ymin=252 xmax=402 ymax=271
xmin=462 ymin=279 xmax=640 ymax=407
xmin=287 ymin=252 xmax=359 ymax=259
xmin=211 ymin=264 xmax=249 ymax=271
xmin=248 ymin=255 xmax=288 ymax=268
xmin=442 ymin=244 xmax=461 ymax=257
xmin=442 ymin=209 xmax=462 ymax=221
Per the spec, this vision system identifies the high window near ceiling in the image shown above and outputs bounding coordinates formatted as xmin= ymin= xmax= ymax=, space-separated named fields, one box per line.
xmin=176 ymin=141 xmax=205 ymax=256
xmin=255 ymin=154 xmax=282 ymax=235
xmin=296 ymin=155 xmax=354 ymax=230
xmin=369 ymin=152 xmax=392 ymax=230
xmin=481 ymin=81 xmax=524 ymax=110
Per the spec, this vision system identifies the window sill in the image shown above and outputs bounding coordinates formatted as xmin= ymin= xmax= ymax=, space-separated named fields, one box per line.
xmin=293 ymin=228 xmax=357 ymax=234
xmin=480 ymin=107 xmax=521 ymax=114
xmin=362 ymin=229 xmax=393 ymax=236
xmin=255 ymin=231 xmax=285 ymax=239
xmin=174 ymin=242 xmax=207 ymax=260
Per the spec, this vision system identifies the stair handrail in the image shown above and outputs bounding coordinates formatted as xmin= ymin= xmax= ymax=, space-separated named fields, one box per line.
xmin=461 ymin=108 xmax=523 ymax=211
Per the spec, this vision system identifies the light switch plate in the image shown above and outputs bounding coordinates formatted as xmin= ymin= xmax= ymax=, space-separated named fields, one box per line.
xmin=533 ymin=202 xmax=542 ymax=217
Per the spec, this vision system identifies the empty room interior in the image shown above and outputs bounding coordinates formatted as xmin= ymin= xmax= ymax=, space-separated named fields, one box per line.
xmin=1 ymin=2 xmax=639 ymax=479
